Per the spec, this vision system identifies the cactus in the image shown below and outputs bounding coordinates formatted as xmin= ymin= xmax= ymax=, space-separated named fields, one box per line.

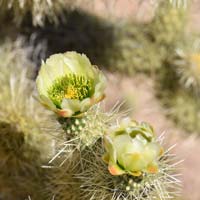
xmin=171 ymin=37 xmax=200 ymax=95
xmin=0 ymin=39 xmax=62 ymax=200
xmin=0 ymin=0 xmax=80 ymax=26
xmin=34 ymin=51 xmax=182 ymax=200
xmin=0 ymin=0 xmax=118 ymax=27
xmin=149 ymin=0 xmax=187 ymax=46
xmin=43 ymin=103 xmax=126 ymax=199
xmin=0 ymin=0 xmax=187 ymax=197
xmin=58 ymin=103 xmax=123 ymax=149
xmin=43 ymin=117 xmax=181 ymax=200
xmin=169 ymin=0 xmax=188 ymax=8
xmin=35 ymin=52 xmax=109 ymax=160
xmin=44 ymin=151 xmax=81 ymax=200
xmin=155 ymin=36 xmax=200 ymax=134
xmin=0 ymin=122 xmax=46 ymax=200
xmin=104 ymin=23 xmax=163 ymax=74
xmin=161 ymin=89 xmax=200 ymax=133
xmin=79 ymin=147 xmax=181 ymax=200
xmin=77 ymin=119 xmax=181 ymax=200
xmin=0 ymin=45 xmax=186 ymax=200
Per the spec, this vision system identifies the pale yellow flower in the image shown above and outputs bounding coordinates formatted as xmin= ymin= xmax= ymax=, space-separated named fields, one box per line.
xmin=36 ymin=51 xmax=106 ymax=117
xmin=103 ymin=118 xmax=163 ymax=176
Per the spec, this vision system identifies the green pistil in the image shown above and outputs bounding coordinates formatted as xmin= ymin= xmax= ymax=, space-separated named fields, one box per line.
xmin=48 ymin=74 xmax=94 ymax=108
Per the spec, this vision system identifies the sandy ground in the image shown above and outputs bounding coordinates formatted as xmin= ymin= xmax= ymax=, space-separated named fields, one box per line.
xmin=104 ymin=72 xmax=200 ymax=200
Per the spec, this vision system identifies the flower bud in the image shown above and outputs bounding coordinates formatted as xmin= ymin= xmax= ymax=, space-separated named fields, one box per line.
xmin=103 ymin=119 xmax=163 ymax=176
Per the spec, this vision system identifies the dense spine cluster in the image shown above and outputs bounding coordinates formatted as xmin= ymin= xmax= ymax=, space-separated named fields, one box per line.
xmin=0 ymin=40 xmax=62 ymax=200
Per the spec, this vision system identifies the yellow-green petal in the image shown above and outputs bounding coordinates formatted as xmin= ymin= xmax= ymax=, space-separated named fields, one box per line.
xmin=80 ymin=98 xmax=91 ymax=112
xmin=108 ymin=163 xmax=125 ymax=176
xmin=61 ymin=98 xmax=81 ymax=114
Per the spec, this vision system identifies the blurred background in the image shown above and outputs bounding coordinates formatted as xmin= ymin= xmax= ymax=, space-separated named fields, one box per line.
xmin=0 ymin=0 xmax=200 ymax=199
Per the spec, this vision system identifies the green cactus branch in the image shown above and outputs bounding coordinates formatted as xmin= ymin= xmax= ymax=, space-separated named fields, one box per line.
xmin=0 ymin=39 xmax=63 ymax=200
xmin=34 ymin=51 xmax=182 ymax=200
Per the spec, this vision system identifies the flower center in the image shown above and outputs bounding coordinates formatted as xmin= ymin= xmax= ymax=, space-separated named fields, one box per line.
xmin=48 ymin=74 xmax=94 ymax=108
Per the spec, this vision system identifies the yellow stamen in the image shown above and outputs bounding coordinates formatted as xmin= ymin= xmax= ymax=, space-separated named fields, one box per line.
xmin=64 ymin=86 xmax=79 ymax=99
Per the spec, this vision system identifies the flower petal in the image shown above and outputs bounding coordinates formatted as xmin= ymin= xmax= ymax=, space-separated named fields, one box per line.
xmin=36 ymin=65 xmax=52 ymax=96
xmin=102 ymin=153 xmax=110 ymax=164
xmin=103 ymin=119 xmax=162 ymax=176
xmin=80 ymin=98 xmax=91 ymax=112
xmin=104 ymin=136 xmax=117 ymax=163
xmin=108 ymin=163 xmax=125 ymax=176
xmin=63 ymin=52 xmax=95 ymax=78
xmin=93 ymin=72 xmax=107 ymax=99
xmin=39 ymin=94 xmax=57 ymax=111
xmin=46 ymin=53 xmax=71 ymax=77
xmin=57 ymin=109 xmax=74 ymax=118
xmin=61 ymin=98 xmax=81 ymax=114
